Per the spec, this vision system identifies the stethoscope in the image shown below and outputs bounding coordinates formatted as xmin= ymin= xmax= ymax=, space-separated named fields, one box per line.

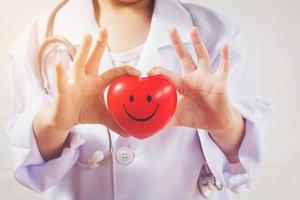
xmin=36 ymin=0 xmax=113 ymax=169
xmin=198 ymin=158 xmax=223 ymax=198
xmin=36 ymin=0 xmax=222 ymax=198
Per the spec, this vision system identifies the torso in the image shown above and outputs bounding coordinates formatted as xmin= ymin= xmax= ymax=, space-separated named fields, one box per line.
xmin=34 ymin=0 xmax=236 ymax=199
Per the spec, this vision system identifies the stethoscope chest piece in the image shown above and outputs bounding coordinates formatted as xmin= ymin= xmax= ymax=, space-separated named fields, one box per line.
xmin=76 ymin=128 xmax=113 ymax=169
xmin=88 ymin=151 xmax=105 ymax=169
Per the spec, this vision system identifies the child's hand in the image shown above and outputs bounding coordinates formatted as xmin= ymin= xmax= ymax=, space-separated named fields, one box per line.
xmin=34 ymin=29 xmax=141 ymax=160
xmin=148 ymin=27 xmax=245 ymax=161
xmin=52 ymin=29 xmax=141 ymax=135
xmin=148 ymin=27 xmax=235 ymax=133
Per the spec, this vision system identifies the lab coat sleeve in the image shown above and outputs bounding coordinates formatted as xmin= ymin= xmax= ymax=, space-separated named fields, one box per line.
xmin=183 ymin=3 xmax=271 ymax=193
xmin=197 ymin=32 xmax=271 ymax=193
xmin=6 ymin=18 xmax=85 ymax=192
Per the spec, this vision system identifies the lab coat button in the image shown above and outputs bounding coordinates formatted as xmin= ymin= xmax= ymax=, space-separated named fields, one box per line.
xmin=116 ymin=147 xmax=135 ymax=165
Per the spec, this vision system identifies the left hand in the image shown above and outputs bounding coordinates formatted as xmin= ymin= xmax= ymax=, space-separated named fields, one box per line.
xmin=148 ymin=27 xmax=240 ymax=136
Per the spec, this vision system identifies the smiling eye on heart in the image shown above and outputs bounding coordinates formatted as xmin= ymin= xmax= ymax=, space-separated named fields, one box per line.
xmin=128 ymin=95 xmax=152 ymax=103
xmin=147 ymin=95 xmax=152 ymax=102
xmin=129 ymin=95 xmax=134 ymax=102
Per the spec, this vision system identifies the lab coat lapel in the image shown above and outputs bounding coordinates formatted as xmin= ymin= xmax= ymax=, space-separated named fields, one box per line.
xmin=55 ymin=0 xmax=113 ymax=72
xmin=56 ymin=0 xmax=196 ymax=74
xmin=137 ymin=0 xmax=195 ymax=74
xmin=54 ymin=0 xmax=99 ymax=45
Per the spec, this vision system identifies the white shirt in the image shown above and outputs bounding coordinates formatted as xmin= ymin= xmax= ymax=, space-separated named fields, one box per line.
xmin=6 ymin=0 xmax=270 ymax=199
xmin=109 ymin=44 xmax=144 ymax=144
xmin=110 ymin=43 xmax=144 ymax=67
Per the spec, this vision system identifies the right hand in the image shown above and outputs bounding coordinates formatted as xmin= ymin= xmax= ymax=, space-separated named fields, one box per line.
xmin=49 ymin=28 xmax=141 ymax=135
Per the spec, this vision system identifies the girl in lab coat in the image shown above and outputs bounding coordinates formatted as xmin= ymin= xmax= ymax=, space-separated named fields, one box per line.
xmin=7 ymin=0 xmax=270 ymax=199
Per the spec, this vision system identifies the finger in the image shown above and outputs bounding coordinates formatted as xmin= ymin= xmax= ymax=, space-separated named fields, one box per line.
xmin=216 ymin=44 xmax=230 ymax=80
xmin=106 ymin=119 xmax=130 ymax=137
xmin=165 ymin=116 xmax=180 ymax=128
xmin=147 ymin=66 xmax=184 ymax=94
xmin=101 ymin=108 xmax=130 ymax=137
xmin=72 ymin=34 xmax=92 ymax=81
xmin=85 ymin=28 xmax=108 ymax=76
xmin=169 ymin=27 xmax=196 ymax=74
xmin=190 ymin=26 xmax=211 ymax=71
xmin=55 ymin=63 xmax=68 ymax=94
xmin=99 ymin=66 xmax=141 ymax=88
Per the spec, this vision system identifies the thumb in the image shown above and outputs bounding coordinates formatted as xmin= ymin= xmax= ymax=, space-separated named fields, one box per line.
xmin=102 ymin=108 xmax=130 ymax=137
xmin=164 ymin=116 xmax=180 ymax=128
xmin=99 ymin=66 xmax=141 ymax=89
xmin=147 ymin=66 xmax=184 ymax=94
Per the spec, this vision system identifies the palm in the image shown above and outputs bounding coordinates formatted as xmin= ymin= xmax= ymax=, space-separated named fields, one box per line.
xmin=55 ymin=77 xmax=103 ymax=126
xmin=176 ymin=73 xmax=229 ymax=131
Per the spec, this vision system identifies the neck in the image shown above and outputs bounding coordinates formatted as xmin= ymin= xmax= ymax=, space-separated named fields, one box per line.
xmin=94 ymin=0 xmax=154 ymax=52
xmin=94 ymin=0 xmax=154 ymax=23
xmin=98 ymin=0 xmax=153 ymax=10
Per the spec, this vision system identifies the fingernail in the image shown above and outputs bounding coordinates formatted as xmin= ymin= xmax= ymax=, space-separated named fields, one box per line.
xmin=191 ymin=26 xmax=198 ymax=32
xmin=98 ymin=32 xmax=105 ymax=42
xmin=152 ymin=67 xmax=160 ymax=75
xmin=135 ymin=70 xmax=142 ymax=76
xmin=121 ymin=133 xmax=130 ymax=137
xmin=169 ymin=27 xmax=177 ymax=34
xmin=100 ymin=27 xmax=108 ymax=33
xmin=98 ymin=28 xmax=107 ymax=41
xmin=84 ymin=34 xmax=92 ymax=42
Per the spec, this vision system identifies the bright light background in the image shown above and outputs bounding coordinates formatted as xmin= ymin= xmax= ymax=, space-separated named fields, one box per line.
xmin=0 ymin=0 xmax=299 ymax=199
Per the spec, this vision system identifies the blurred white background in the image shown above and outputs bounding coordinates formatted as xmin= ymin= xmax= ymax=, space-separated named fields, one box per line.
xmin=0 ymin=0 xmax=299 ymax=199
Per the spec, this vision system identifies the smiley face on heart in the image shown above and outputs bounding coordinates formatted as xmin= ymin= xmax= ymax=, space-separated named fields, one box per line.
xmin=107 ymin=75 xmax=177 ymax=139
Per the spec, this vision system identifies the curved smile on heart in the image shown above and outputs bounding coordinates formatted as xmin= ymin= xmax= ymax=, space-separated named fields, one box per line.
xmin=122 ymin=104 xmax=159 ymax=122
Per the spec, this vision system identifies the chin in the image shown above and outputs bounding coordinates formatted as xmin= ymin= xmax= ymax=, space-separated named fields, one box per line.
xmin=117 ymin=0 xmax=144 ymax=3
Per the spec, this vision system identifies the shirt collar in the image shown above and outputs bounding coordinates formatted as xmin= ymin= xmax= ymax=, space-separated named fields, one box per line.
xmin=54 ymin=0 xmax=193 ymax=48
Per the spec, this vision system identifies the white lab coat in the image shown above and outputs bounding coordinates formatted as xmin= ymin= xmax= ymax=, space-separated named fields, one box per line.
xmin=6 ymin=0 xmax=270 ymax=199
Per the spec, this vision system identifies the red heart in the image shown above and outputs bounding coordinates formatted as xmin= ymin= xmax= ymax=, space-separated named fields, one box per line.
xmin=107 ymin=75 xmax=177 ymax=139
